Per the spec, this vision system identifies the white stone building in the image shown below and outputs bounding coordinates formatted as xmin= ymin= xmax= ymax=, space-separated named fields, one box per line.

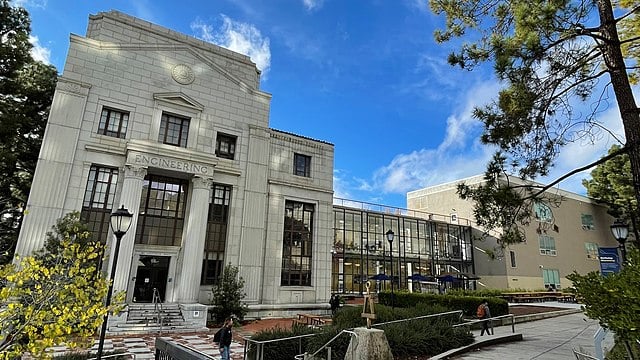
xmin=15 ymin=11 xmax=334 ymax=326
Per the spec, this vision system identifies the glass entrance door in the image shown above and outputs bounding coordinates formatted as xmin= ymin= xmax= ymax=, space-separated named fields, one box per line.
xmin=133 ymin=255 xmax=170 ymax=303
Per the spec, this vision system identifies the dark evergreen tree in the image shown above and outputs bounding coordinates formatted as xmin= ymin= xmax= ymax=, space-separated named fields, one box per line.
xmin=209 ymin=264 xmax=248 ymax=324
xmin=583 ymin=145 xmax=639 ymax=246
xmin=0 ymin=0 xmax=57 ymax=264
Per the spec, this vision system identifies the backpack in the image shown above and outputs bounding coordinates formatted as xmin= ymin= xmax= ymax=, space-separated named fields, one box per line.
xmin=476 ymin=304 xmax=486 ymax=318
xmin=213 ymin=328 xmax=223 ymax=342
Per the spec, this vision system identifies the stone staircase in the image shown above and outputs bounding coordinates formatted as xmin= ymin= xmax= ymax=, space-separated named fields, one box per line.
xmin=109 ymin=303 xmax=197 ymax=334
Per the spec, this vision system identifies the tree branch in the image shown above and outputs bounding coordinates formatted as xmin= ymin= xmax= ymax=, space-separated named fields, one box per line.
xmin=525 ymin=144 xmax=629 ymax=200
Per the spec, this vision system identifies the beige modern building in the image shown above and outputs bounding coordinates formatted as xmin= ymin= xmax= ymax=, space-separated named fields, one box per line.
xmin=407 ymin=175 xmax=620 ymax=290
xmin=14 ymin=11 xmax=334 ymax=326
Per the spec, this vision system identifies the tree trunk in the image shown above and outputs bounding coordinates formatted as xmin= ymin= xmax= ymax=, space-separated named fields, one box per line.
xmin=597 ymin=0 xmax=640 ymax=225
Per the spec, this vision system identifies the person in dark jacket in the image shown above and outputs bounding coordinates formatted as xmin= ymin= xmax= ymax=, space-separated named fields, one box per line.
xmin=218 ymin=317 xmax=233 ymax=360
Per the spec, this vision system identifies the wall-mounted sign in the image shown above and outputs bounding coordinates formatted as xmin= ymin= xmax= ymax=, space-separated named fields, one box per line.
xmin=598 ymin=247 xmax=621 ymax=276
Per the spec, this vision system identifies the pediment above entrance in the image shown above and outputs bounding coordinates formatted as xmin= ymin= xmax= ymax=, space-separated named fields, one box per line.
xmin=153 ymin=92 xmax=204 ymax=112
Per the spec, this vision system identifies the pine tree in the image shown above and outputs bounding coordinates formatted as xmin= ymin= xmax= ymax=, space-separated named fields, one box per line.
xmin=583 ymin=145 xmax=639 ymax=246
xmin=430 ymin=0 xmax=640 ymax=245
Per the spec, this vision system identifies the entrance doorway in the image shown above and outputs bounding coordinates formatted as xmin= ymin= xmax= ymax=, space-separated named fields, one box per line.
xmin=133 ymin=255 xmax=170 ymax=303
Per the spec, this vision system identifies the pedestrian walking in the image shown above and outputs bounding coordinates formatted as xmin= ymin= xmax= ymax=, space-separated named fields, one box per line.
xmin=477 ymin=299 xmax=493 ymax=336
xmin=215 ymin=317 xmax=233 ymax=360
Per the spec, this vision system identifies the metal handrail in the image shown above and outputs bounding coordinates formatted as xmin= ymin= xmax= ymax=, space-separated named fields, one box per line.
xmin=308 ymin=329 xmax=358 ymax=359
xmin=371 ymin=310 xmax=464 ymax=328
xmin=152 ymin=287 xmax=163 ymax=334
xmin=453 ymin=314 xmax=516 ymax=333
xmin=243 ymin=309 xmax=466 ymax=360
xmin=242 ymin=333 xmax=318 ymax=360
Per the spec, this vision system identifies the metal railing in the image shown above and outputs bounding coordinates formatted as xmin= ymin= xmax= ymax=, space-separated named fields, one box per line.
xmin=152 ymin=287 xmax=163 ymax=334
xmin=452 ymin=314 xmax=517 ymax=334
xmin=371 ymin=310 xmax=464 ymax=329
xmin=294 ymin=329 xmax=359 ymax=360
xmin=243 ymin=333 xmax=317 ymax=360
xmin=155 ymin=337 xmax=213 ymax=360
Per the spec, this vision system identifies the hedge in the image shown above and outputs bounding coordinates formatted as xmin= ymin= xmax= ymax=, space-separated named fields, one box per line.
xmin=377 ymin=291 xmax=509 ymax=317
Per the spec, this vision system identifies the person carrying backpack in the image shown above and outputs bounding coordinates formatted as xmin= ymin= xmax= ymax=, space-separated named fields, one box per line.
xmin=214 ymin=317 xmax=233 ymax=359
xmin=477 ymin=299 xmax=493 ymax=336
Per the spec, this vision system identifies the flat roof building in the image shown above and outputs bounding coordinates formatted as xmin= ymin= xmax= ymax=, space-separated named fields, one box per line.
xmin=407 ymin=175 xmax=620 ymax=290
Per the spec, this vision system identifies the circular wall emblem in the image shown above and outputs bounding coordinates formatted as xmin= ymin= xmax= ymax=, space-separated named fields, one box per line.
xmin=171 ymin=64 xmax=195 ymax=85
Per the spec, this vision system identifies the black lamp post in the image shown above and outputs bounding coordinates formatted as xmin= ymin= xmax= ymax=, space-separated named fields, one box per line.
xmin=610 ymin=219 xmax=629 ymax=264
xmin=96 ymin=205 xmax=133 ymax=360
xmin=386 ymin=229 xmax=395 ymax=310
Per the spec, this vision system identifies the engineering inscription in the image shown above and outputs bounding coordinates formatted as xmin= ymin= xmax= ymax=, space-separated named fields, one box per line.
xmin=131 ymin=153 xmax=211 ymax=176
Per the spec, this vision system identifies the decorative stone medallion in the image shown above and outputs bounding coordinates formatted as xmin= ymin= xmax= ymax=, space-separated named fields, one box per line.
xmin=171 ymin=64 xmax=195 ymax=85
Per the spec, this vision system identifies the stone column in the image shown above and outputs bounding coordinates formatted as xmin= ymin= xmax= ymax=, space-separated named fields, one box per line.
xmin=111 ymin=165 xmax=147 ymax=293
xmin=174 ymin=176 xmax=213 ymax=303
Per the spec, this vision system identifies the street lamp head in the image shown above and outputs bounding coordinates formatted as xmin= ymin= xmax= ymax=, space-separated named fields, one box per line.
xmin=110 ymin=205 xmax=133 ymax=237
xmin=610 ymin=219 xmax=629 ymax=245
xmin=386 ymin=229 xmax=394 ymax=245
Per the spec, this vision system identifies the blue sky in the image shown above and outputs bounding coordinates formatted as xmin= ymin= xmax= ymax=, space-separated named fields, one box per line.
xmin=16 ymin=0 xmax=627 ymax=210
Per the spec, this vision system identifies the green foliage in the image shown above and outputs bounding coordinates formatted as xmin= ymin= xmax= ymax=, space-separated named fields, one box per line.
xmin=377 ymin=290 xmax=509 ymax=317
xmin=0 ymin=0 xmax=57 ymax=265
xmin=0 ymin=212 xmax=123 ymax=359
xmin=583 ymin=145 xmax=638 ymax=246
xmin=250 ymin=303 xmax=473 ymax=360
xmin=567 ymin=248 xmax=640 ymax=343
xmin=209 ymin=263 xmax=249 ymax=324
xmin=245 ymin=324 xmax=318 ymax=360
xmin=430 ymin=0 xmax=640 ymax=245
xmin=322 ymin=304 xmax=472 ymax=359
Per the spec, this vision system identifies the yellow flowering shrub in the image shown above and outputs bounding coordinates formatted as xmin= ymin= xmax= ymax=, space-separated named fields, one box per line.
xmin=0 ymin=213 xmax=124 ymax=359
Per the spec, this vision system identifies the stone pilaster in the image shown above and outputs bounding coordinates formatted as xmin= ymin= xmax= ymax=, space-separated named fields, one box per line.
xmin=14 ymin=78 xmax=91 ymax=259
xmin=174 ymin=176 xmax=213 ymax=303
xmin=111 ymin=165 xmax=147 ymax=293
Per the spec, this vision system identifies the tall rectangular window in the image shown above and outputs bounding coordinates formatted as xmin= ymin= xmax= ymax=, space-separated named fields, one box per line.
xmin=539 ymin=234 xmax=556 ymax=256
xmin=201 ymin=184 xmax=232 ymax=285
xmin=542 ymin=268 xmax=560 ymax=289
xmin=581 ymin=214 xmax=595 ymax=230
xmin=510 ymin=250 xmax=516 ymax=268
xmin=158 ymin=112 xmax=190 ymax=147
xmin=80 ymin=165 xmax=119 ymax=244
xmin=216 ymin=133 xmax=237 ymax=160
xmin=135 ymin=175 xmax=188 ymax=246
xmin=98 ymin=108 xmax=129 ymax=138
xmin=294 ymin=153 xmax=311 ymax=177
xmin=585 ymin=242 xmax=599 ymax=259
xmin=282 ymin=201 xmax=314 ymax=286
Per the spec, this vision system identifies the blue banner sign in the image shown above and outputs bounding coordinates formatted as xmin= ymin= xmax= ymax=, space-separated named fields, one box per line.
xmin=598 ymin=247 xmax=621 ymax=276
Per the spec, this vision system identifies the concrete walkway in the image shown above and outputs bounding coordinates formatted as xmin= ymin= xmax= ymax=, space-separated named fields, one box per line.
xmin=457 ymin=310 xmax=602 ymax=359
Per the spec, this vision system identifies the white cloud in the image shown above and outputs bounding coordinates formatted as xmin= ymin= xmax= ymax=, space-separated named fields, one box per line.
xmin=303 ymin=0 xmax=324 ymax=11
xmin=191 ymin=16 xmax=271 ymax=77
xmin=372 ymin=81 xmax=500 ymax=194
xmin=28 ymin=35 xmax=50 ymax=64
xmin=11 ymin=0 xmax=47 ymax=9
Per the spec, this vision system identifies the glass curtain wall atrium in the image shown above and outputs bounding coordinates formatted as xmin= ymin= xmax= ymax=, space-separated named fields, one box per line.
xmin=332 ymin=202 xmax=475 ymax=295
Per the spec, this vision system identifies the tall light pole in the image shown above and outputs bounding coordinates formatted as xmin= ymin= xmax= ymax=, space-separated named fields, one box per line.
xmin=610 ymin=219 xmax=629 ymax=264
xmin=386 ymin=229 xmax=394 ymax=310
xmin=96 ymin=205 xmax=133 ymax=360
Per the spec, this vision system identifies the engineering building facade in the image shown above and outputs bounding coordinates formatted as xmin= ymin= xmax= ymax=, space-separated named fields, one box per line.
xmin=407 ymin=175 xmax=620 ymax=290
xmin=14 ymin=11 xmax=335 ymax=324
